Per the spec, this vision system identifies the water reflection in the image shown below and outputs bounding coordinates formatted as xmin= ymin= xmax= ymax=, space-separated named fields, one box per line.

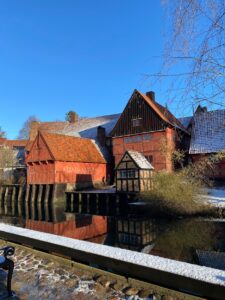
xmin=115 ymin=218 xmax=157 ymax=251
xmin=0 ymin=200 xmax=108 ymax=241
xmin=149 ymin=219 xmax=217 ymax=263
xmin=0 ymin=199 xmax=225 ymax=268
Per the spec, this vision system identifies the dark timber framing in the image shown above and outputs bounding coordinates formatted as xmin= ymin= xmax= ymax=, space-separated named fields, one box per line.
xmin=115 ymin=151 xmax=153 ymax=193
xmin=111 ymin=90 xmax=167 ymax=137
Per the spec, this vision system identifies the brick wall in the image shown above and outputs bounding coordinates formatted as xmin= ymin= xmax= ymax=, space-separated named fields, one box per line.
xmin=113 ymin=128 xmax=176 ymax=171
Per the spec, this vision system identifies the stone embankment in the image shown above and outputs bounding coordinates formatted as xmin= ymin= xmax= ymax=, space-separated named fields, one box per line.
xmin=0 ymin=240 xmax=201 ymax=300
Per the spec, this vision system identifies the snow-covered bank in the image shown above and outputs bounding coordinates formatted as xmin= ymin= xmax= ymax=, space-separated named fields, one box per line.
xmin=200 ymin=187 xmax=225 ymax=207
xmin=0 ymin=223 xmax=225 ymax=290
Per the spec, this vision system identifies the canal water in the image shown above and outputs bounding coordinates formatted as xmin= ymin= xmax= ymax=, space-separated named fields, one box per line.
xmin=1 ymin=199 xmax=225 ymax=269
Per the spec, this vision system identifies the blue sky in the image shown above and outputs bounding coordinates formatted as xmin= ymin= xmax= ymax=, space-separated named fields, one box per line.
xmin=0 ymin=0 xmax=189 ymax=139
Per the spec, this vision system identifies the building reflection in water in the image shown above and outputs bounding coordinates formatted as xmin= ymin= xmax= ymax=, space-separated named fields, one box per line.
xmin=115 ymin=218 xmax=157 ymax=251
xmin=0 ymin=196 xmax=158 ymax=250
xmin=1 ymin=196 xmax=223 ymax=267
xmin=0 ymin=199 xmax=108 ymax=241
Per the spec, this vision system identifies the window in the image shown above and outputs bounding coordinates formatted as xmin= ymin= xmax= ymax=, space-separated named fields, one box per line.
xmin=117 ymin=169 xmax=138 ymax=179
xmin=132 ymin=118 xmax=142 ymax=127
xmin=124 ymin=135 xmax=142 ymax=143
xmin=127 ymin=170 xmax=135 ymax=178
xmin=117 ymin=170 xmax=127 ymax=179
xmin=145 ymin=155 xmax=153 ymax=164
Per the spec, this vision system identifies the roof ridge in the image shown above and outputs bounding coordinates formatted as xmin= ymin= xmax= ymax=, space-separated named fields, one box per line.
xmin=40 ymin=131 xmax=90 ymax=140
xmin=137 ymin=90 xmax=187 ymax=132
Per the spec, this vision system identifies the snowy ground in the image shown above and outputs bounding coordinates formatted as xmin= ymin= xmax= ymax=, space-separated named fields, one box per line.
xmin=0 ymin=239 xmax=180 ymax=300
xmin=200 ymin=187 xmax=225 ymax=207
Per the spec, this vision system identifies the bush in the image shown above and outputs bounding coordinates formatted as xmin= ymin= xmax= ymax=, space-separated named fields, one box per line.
xmin=140 ymin=171 xmax=212 ymax=216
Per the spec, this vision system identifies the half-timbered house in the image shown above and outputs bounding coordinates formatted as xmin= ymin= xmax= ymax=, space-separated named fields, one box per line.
xmin=115 ymin=150 xmax=154 ymax=193
xmin=111 ymin=90 xmax=188 ymax=172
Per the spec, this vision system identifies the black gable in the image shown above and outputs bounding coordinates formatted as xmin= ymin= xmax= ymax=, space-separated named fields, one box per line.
xmin=111 ymin=91 xmax=167 ymax=137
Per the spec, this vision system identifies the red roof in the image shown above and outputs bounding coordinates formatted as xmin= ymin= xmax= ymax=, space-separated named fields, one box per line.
xmin=0 ymin=138 xmax=28 ymax=147
xmin=25 ymin=140 xmax=34 ymax=151
xmin=0 ymin=138 xmax=7 ymax=145
xmin=138 ymin=91 xmax=187 ymax=132
xmin=27 ymin=132 xmax=106 ymax=164
xmin=5 ymin=140 xmax=28 ymax=147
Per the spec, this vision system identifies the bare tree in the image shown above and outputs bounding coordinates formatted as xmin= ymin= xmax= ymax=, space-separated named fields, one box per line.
xmin=149 ymin=0 xmax=225 ymax=112
xmin=0 ymin=146 xmax=19 ymax=183
xmin=0 ymin=147 xmax=18 ymax=168
xmin=17 ymin=115 xmax=39 ymax=140
xmin=0 ymin=127 xmax=6 ymax=138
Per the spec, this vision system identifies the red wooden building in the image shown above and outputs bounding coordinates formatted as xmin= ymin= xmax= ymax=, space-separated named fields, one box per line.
xmin=26 ymin=132 xmax=107 ymax=188
xmin=111 ymin=90 xmax=188 ymax=172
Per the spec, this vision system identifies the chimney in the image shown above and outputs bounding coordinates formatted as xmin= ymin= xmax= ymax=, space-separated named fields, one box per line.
xmin=195 ymin=105 xmax=207 ymax=115
xmin=68 ymin=111 xmax=79 ymax=123
xmin=97 ymin=126 xmax=106 ymax=146
xmin=146 ymin=91 xmax=155 ymax=102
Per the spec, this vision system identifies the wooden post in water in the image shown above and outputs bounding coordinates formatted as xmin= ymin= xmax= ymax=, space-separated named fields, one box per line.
xmin=4 ymin=202 xmax=8 ymax=216
xmin=11 ymin=186 xmax=16 ymax=205
xmin=96 ymin=193 xmax=99 ymax=215
xmin=18 ymin=200 xmax=22 ymax=217
xmin=0 ymin=186 xmax=3 ymax=202
xmin=4 ymin=187 xmax=9 ymax=205
xmin=74 ymin=193 xmax=79 ymax=213
xmin=65 ymin=193 xmax=70 ymax=212
xmin=12 ymin=186 xmax=17 ymax=215
xmin=37 ymin=185 xmax=43 ymax=204
xmin=44 ymin=203 xmax=49 ymax=221
xmin=78 ymin=193 xmax=82 ymax=214
xmin=25 ymin=185 xmax=30 ymax=203
xmin=18 ymin=185 xmax=24 ymax=203
xmin=71 ymin=193 xmax=74 ymax=212
xmin=44 ymin=185 xmax=50 ymax=204
xmin=37 ymin=201 xmax=43 ymax=221
xmin=25 ymin=199 xmax=30 ymax=219
xmin=87 ymin=193 xmax=90 ymax=214
xmin=31 ymin=185 xmax=37 ymax=203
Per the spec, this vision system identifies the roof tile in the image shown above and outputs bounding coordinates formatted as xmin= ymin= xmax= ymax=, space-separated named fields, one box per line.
xmin=27 ymin=132 xmax=106 ymax=164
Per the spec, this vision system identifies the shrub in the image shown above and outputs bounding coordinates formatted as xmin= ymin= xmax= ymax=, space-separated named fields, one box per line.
xmin=140 ymin=151 xmax=225 ymax=216
xmin=140 ymin=171 xmax=212 ymax=216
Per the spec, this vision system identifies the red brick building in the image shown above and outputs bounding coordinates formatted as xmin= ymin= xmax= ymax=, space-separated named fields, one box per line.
xmin=26 ymin=132 xmax=107 ymax=188
xmin=111 ymin=90 xmax=188 ymax=171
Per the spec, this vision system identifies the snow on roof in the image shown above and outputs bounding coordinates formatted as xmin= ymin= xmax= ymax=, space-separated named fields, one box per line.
xmin=127 ymin=150 xmax=154 ymax=169
xmin=178 ymin=116 xmax=193 ymax=129
xmin=189 ymin=109 xmax=225 ymax=154
xmin=30 ymin=114 xmax=121 ymax=141
xmin=29 ymin=114 xmax=120 ymax=163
